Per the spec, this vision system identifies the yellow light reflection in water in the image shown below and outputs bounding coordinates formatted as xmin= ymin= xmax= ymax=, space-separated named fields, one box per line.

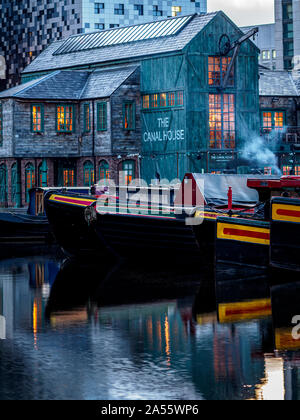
xmin=255 ymin=357 xmax=285 ymax=400
xmin=164 ymin=315 xmax=171 ymax=367
xmin=33 ymin=300 xmax=38 ymax=350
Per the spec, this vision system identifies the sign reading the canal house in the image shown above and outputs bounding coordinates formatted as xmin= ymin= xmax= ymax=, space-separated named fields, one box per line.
xmin=143 ymin=117 xmax=185 ymax=143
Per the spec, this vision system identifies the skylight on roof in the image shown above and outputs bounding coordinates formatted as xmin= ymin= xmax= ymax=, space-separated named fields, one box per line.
xmin=53 ymin=15 xmax=194 ymax=55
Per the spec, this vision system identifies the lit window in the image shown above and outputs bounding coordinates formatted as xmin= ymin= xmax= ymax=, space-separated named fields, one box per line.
xmin=31 ymin=104 xmax=44 ymax=132
xmin=262 ymin=110 xmax=285 ymax=132
xmin=142 ymin=95 xmax=150 ymax=109
xmin=124 ymin=102 xmax=135 ymax=130
xmin=209 ymin=94 xmax=235 ymax=150
xmin=160 ymin=93 xmax=167 ymax=107
xmin=150 ymin=94 xmax=159 ymax=108
xmin=121 ymin=160 xmax=135 ymax=185
xmin=57 ymin=105 xmax=74 ymax=132
xmin=172 ymin=6 xmax=182 ymax=17
xmin=168 ymin=92 xmax=175 ymax=107
xmin=282 ymin=166 xmax=292 ymax=176
xmin=63 ymin=169 xmax=75 ymax=187
xmin=99 ymin=160 xmax=110 ymax=181
xmin=208 ymin=57 xmax=234 ymax=87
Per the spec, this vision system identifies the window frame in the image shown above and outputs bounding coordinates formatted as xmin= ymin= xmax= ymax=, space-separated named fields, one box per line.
xmin=142 ymin=90 xmax=184 ymax=111
xmin=208 ymin=56 xmax=235 ymax=88
xmin=56 ymin=104 xmax=75 ymax=133
xmin=209 ymin=93 xmax=236 ymax=150
xmin=123 ymin=101 xmax=136 ymax=131
xmin=97 ymin=102 xmax=107 ymax=132
xmin=31 ymin=104 xmax=44 ymax=133
xmin=83 ymin=103 xmax=91 ymax=133
xmin=261 ymin=109 xmax=286 ymax=132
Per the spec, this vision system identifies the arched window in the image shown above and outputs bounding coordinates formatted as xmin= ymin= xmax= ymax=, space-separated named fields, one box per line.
xmin=0 ymin=163 xmax=7 ymax=206
xmin=121 ymin=160 xmax=135 ymax=185
xmin=99 ymin=160 xmax=109 ymax=182
xmin=83 ymin=161 xmax=95 ymax=187
xmin=25 ymin=163 xmax=35 ymax=203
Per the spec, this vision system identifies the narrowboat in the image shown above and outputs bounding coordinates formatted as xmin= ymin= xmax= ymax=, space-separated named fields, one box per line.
xmin=216 ymin=176 xmax=300 ymax=269
xmin=270 ymin=193 xmax=300 ymax=274
xmin=44 ymin=174 xmax=262 ymax=264
xmin=0 ymin=186 xmax=91 ymax=256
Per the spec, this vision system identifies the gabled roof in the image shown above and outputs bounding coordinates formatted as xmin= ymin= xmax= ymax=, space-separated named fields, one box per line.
xmin=0 ymin=66 xmax=138 ymax=100
xmin=259 ymin=68 xmax=299 ymax=96
xmin=22 ymin=13 xmax=218 ymax=75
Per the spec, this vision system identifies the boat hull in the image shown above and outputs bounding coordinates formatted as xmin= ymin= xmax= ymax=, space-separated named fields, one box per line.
xmin=216 ymin=216 xmax=270 ymax=268
xmin=270 ymin=197 xmax=300 ymax=273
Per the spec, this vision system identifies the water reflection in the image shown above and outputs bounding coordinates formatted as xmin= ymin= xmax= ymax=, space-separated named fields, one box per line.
xmin=0 ymin=256 xmax=300 ymax=400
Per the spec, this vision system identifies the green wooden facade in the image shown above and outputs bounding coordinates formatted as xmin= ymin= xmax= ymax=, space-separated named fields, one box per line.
xmin=140 ymin=13 xmax=260 ymax=182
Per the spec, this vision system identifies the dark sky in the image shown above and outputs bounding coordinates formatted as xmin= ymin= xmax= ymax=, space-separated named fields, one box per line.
xmin=208 ymin=0 xmax=274 ymax=26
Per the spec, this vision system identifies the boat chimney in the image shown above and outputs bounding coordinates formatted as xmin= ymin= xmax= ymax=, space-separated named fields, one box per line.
xmin=228 ymin=187 xmax=233 ymax=211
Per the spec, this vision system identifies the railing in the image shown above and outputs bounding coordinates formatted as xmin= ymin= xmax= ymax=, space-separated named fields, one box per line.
xmin=260 ymin=127 xmax=300 ymax=144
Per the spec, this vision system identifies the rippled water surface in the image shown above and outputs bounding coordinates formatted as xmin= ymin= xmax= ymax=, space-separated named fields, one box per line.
xmin=0 ymin=253 xmax=299 ymax=400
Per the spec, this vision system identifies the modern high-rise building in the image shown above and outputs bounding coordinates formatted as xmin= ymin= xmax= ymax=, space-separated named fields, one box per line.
xmin=0 ymin=0 xmax=207 ymax=90
xmin=241 ymin=24 xmax=276 ymax=70
xmin=275 ymin=0 xmax=300 ymax=70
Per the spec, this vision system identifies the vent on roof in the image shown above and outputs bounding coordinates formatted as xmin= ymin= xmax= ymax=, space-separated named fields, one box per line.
xmin=53 ymin=14 xmax=194 ymax=55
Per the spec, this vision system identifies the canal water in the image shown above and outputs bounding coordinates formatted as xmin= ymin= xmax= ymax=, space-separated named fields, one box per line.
xmin=0 ymin=252 xmax=299 ymax=400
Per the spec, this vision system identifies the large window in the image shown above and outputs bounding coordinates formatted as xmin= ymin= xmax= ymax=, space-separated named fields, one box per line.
xmin=57 ymin=105 xmax=74 ymax=132
xmin=208 ymin=57 xmax=234 ymax=87
xmin=31 ymin=104 xmax=44 ymax=133
xmin=97 ymin=102 xmax=107 ymax=131
xmin=124 ymin=101 xmax=135 ymax=130
xmin=209 ymin=94 xmax=235 ymax=150
xmin=261 ymin=110 xmax=285 ymax=132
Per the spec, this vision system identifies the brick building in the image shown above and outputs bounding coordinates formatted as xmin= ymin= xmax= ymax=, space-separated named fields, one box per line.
xmin=0 ymin=67 xmax=141 ymax=207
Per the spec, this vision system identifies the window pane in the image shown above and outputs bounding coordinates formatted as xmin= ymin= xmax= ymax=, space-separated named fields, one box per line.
xmin=209 ymin=94 xmax=235 ymax=149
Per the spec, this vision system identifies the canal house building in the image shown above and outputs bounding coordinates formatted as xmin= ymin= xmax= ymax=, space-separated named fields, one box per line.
xmin=0 ymin=12 xmax=261 ymax=206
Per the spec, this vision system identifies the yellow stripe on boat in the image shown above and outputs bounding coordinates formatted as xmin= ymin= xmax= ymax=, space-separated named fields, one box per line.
xmin=217 ymin=222 xmax=270 ymax=245
xmin=272 ymin=203 xmax=300 ymax=223
xmin=218 ymin=299 xmax=272 ymax=323
xmin=49 ymin=194 xmax=96 ymax=207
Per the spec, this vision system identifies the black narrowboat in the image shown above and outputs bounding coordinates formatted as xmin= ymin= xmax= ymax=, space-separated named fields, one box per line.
xmin=44 ymin=174 xmax=265 ymax=264
xmin=270 ymin=193 xmax=300 ymax=274
xmin=216 ymin=176 xmax=300 ymax=269
xmin=0 ymin=186 xmax=91 ymax=257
